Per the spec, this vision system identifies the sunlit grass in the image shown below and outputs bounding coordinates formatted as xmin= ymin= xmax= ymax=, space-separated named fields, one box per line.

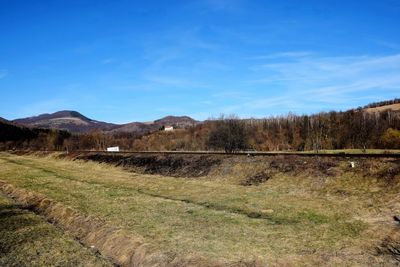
xmin=0 ymin=152 xmax=397 ymax=265
xmin=0 ymin=192 xmax=111 ymax=267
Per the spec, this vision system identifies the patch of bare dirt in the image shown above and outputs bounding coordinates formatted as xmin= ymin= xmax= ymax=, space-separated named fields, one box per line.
xmin=376 ymin=161 xmax=400 ymax=185
xmin=13 ymin=151 xmax=400 ymax=184
xmin=354 ymin=159 xmax=400 ymax=186
xmin=377 ymin=226 xmax=400 ymax=262
xmin=268 ymin=156 xmax=340 ymax=177
xmin=78 ymin=154 xmax=222 ymax=178
xmin=80 ymin=153 xmax=334 ymax=179
xmin=241 ymin=172 xmax=271 ymax=186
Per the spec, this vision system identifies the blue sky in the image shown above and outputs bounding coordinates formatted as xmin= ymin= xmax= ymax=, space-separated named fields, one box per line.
xmin=1 ymin=0 xmax=399 ymax=123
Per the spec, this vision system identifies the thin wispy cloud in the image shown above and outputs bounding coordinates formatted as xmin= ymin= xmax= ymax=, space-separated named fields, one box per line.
xmin=216 ymin=53 xmax=400 ymax=116
xmin=179 ymin=27 xmax=220 ymax=50
xmin=143 ymin=27 xmax=219 ymax=72
xmin=374 ymin=40 xmax=400 ymax=50
xmin=138 ymin=26 xmax=223 ymax=93
xmin=194 ymin=60 xmax=231 ymax=71
xmin=247 ymin=51 xmax=312 ymax=60
xmin=146 ymin=49 xmax=181 ymax=70
xmin=1 ymin=1 xmax=400 ymax=121
xmin=0 ymin=69 xmax=8 ymax=79
xmin=101 ymin=58 xmax=116 ymax=65
xmin=16 ymin=99 xmax=75 ymax=119
xmin=249 ymin=54 xmax=400 ymax=88
xmin=144 ymin=74 xmax=204 ymax=88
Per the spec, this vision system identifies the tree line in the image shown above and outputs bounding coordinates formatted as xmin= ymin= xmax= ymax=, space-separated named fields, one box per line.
xmin=0 ymin=121 xmax=70 ymax=150
xmin=362 ymin=98 xmax=400 ymax=109
xmin=1 ymin=104 xmax=400 ymax=152
xmin=132 ymin=109 xmax=400 ymax=152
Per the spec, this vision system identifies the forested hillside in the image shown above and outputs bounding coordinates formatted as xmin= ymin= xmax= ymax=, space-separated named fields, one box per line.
xmin=1 ymin=100 xmax=400 ymax=151
xmin=132 ymin=107 xmax=400 ymax=151
xmin=0 ymin=121 xmax=70 ymax=150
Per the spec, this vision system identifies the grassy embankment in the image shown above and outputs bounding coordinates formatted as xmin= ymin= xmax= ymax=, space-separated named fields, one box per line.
xmin=0 ymin=192 xmax=111 ymax=266
xmin=0 ymin=152 xmax=398 ymax=266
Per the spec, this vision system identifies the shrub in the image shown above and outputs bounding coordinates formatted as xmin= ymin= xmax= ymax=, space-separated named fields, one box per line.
xmin=381 ymin=128 xmax=400 ymax=149
xmin=207 ymin=115 xmax=249 ymax=153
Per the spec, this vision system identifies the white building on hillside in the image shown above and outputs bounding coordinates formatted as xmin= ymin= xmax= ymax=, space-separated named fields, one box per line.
xmin=164 ymin=126 xmax=174 ymax=131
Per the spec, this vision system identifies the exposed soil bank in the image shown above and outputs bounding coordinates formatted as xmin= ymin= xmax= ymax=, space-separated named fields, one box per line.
xmin=66 ymin=152 xmax=400 ymax=186
xmin=77 ymin=153 xmax=221 ymax=177
xmin=377 ymin=228 xmax=400 ymax=262
xmin=8 ymin=151 xmax=400 ymax=182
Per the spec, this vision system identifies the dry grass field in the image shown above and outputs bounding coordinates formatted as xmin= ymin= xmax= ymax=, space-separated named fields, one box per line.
xmin=365 ymin=103 xmax=400 ymax=113
xmin=0 ymin=191 xmax=111 ymax=267
xmin=0 ymin=152 xmax=399 ymax=266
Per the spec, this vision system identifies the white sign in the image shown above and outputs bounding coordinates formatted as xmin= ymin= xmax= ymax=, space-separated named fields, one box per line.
xmin=107 ymin=146 xmax=119 ymax=152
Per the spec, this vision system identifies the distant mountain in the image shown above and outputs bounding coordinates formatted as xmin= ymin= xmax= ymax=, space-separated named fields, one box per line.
xmin=154 ymin=116 xmax=197 ymax=127
xmin=0 ymin=117 xmax=9 ymax=123
xmin=111 ymin=121 xmax=154 ymax=133
xmin=111 ymin=116 xmax=198 ymax=133
xmin=12 ymin=111 xmax=199 ymax=134
xmin=13 ymin=110 xmax=118 ymax=133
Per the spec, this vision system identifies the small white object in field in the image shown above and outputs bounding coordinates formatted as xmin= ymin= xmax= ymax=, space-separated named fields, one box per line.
xmin=107 ymin=146 xmax=119 ymax=152
xmin=262 ymin=209 xmax=274 ymax=214
xmin=164 ymin=126 xmax=174 ymax=131
xmin=349 ymin=161 xmax=355 ymax=168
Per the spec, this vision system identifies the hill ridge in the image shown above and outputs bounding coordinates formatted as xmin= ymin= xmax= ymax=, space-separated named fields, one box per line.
xmin=11 ymin=111 xmax=198 ymax=133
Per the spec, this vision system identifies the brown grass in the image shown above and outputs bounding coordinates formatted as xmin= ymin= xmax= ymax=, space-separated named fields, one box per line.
xmin=0 ymin=152 xmax=400 ymax=266
xmin=0 ymin=181 xmax=146 ymax=266
xmin=0 ymin=191 xmax=111 ymax=267
xmin=377 ymin=227 xmax=400 ymax=262
xmin=365 ymin=103 xmax=400 ymax=113
xmin=0 ymin=180 xmax=267 ymax=267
